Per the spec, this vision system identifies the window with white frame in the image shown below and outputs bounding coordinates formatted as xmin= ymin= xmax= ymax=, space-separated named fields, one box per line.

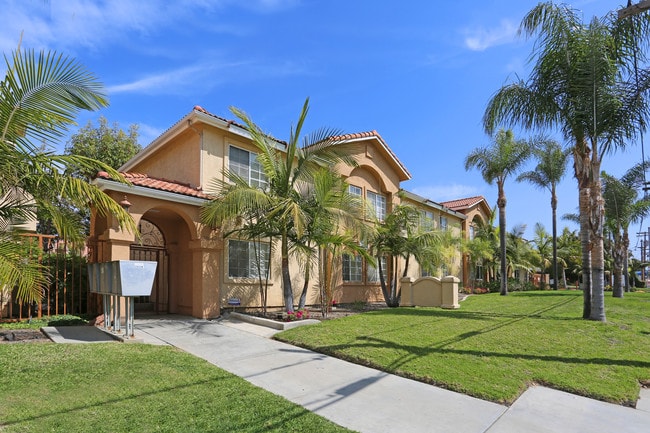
xmin=439 ymin=216 xmax=448 ymax=231
xmin=342 ymin=254 xmax=363 ymax=282
xmin=229 ymin=145 xmax=268 ymax=189
xmin=367 ymin=256 xmax=387 ymax=283
xmin=367 ymin=191 xmax=386 ymax=221
xmin=348 ymin=185 xmax=362 ymax=197
xmin=228 ymin=239 xmax=270 ymax=278
xmin=420 ymin=210 xmax=434 ymax=231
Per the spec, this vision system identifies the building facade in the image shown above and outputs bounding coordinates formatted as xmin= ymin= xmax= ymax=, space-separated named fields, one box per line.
xmin=89 ymin=105 xmax=490 ymax=318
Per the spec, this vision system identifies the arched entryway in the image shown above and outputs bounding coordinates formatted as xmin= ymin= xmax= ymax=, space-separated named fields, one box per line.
xmin=130 ymin=219 xmax=169 ymax=313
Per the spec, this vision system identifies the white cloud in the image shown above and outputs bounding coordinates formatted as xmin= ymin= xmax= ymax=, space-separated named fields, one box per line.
xmin=463 ymin=19 xmax=517 ymax=51
xmin=0 ymin=0 xmax=299 ymax=54
xmin=136 ymin=123 xmax=164 ymax=146
xmin=410 ymin=184 xmax=482 ymax=203
xmin=106 ymin=59 xmax=252 ymax=95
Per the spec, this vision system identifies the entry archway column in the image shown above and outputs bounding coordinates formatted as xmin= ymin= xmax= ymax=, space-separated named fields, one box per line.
xmin=188 ymin=238 xmax=222 ymax=319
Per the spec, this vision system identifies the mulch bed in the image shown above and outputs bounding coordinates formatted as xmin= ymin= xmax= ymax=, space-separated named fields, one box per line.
xmin=250 ymin=303 xmax=388 ymax=322
xmin=0 ymin=329 xmax=51 ymax=343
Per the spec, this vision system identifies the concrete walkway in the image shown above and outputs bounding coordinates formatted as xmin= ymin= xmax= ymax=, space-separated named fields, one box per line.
xmin=44 ymin=317 xmax=650 ymax=433
xmin=129 ymin=316 xmax=650 ymax=433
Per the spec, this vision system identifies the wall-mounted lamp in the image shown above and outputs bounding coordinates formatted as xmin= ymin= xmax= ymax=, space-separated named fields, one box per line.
xmin=119 ymin=195 xmax=132 ymax=213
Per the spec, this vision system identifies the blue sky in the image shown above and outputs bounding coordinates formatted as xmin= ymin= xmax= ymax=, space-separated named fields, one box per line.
xmin=2 ymin=0 xmax=644 ymax=253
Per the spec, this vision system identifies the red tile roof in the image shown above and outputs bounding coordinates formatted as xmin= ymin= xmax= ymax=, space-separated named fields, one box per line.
xmin=96 ymin=171 xmax=210 ymax=200
xmin=440 ymin=196 xmax=487 ymax=211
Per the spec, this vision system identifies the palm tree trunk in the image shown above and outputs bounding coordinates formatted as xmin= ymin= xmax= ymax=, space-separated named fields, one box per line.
xmin=623 ymin=227 xmax=630 ymax=292
xmin=298 ymin=264 xmax=310 ymax=309
xmin=574 ymin=148 xmax=592 ymax=318
xmin=589 ymin=169 xmax=606 ymax=321
xmin=551 ymin=191 xmax=559 ymax=290
xmin=497 ymin=184 xmax=508 ymax=296
xmin=612 ymin=231 xmax=624 ymax=298
xmin=281 ymin=232 xmax=294 ymax=313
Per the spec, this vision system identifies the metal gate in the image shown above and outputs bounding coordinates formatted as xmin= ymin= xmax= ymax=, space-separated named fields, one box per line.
xmin=130 ymin=246 xmax=169 ymax=313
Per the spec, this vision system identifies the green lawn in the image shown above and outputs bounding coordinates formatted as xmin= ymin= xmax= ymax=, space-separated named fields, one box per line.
xmin=0 ymin=344 xmax=353 ymax=433
xmin=276 ymin=290 xmax=650 ymax=406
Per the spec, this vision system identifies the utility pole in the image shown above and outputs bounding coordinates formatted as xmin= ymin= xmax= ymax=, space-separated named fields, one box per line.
xmin=619 ymin=0 xmax=650 ymax=19
xmin=639 ymin=231 xmax=649 ymax=283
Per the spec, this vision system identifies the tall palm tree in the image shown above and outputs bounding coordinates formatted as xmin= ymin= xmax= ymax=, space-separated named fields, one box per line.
xmin=517 ymin=139 xmax=570 ymax=290
xmin=465 ymin=128 xmax=530 ymax=295
xmin=483 ymin=2 xmax=650 ymax=321
xmin=1 ymin=49 xmax=134 ymax=306
xmin=602 ymin=164 xmax=650 ymax=297
xmin=202 ymin=98 xmax=356 ymax=313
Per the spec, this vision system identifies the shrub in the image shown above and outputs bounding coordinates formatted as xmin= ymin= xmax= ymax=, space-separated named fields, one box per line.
xmin=285 ymin=309 xmax=310 ymax=322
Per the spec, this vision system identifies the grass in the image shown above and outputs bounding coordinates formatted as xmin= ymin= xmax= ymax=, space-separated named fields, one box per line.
xmin=275 ymin=290 xmax=650 ymax=406
xmin=0 ymin=344 xmax=353 ymax=433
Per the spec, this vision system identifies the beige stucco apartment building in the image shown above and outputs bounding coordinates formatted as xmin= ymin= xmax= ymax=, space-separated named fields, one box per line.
xmin=89 ymin=105 xmax=490 ymax=319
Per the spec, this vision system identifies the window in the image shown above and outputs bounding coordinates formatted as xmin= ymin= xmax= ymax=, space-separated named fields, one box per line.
xmin=469 ymin=224 xmax=475 ymax=240
xmin=229 ymin=145 xmax=268 ymax=189
xmin=439 ymin=216 xmax=448 ymax=231
xmin=367 ymin=256 xmax=387 ymax=283
xmin=342 ymin=254 xmax=362 ymax=282
xmin=367 ymin=191 xmax=386 ymax=221
xmin=228 ymin=239 xmax=270 ymax=278
xmin=349 ymin=185 xmax=362 ymax=197
xmin=420 ymin=210 xmax=434 ymax=231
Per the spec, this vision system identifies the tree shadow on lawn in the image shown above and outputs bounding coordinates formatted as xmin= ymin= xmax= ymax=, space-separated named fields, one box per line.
xmin=1 ymin=376 xmax=229 ymax=428
xmin=296 ymin=294 xmax=649 ymax=401
xmin=371 ymin=291 xmax=582 ymax=322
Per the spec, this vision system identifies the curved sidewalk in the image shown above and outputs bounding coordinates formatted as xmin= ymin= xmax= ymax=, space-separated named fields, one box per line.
xmin=131 ymin=316 xmax=650 ymax=433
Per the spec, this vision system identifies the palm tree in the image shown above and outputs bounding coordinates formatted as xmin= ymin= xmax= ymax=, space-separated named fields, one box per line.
xmin=462 ymin=236 xmax=493 ymax=292
xmin=602 ymin=164 xmax=650 ymax=297
xmin=202 ymin=98 xmax=356 ymax=313
xmin=1 ymin=49 xmax=134 ymax=306
xmin=368 ymin=203 xmax=443 ymax=307
xmin=473 ymin=206 xmax=500 ymax=284
xmin=517 ymin=140 xmax=569 ymax=290
xmin=465 ymin=128 xmax=530 ymax=295
xmin=483 ymin=3 xmax=650 ymax=321
xmin=505 ymin=224 xmax=536 ymax=285
xmin=531 ymin=223 xmax=553 ymax=289
xmin=557 ymin=226 xmax=582 ymax=289
xmin=292 ymin=167 xmax=370 ymax=315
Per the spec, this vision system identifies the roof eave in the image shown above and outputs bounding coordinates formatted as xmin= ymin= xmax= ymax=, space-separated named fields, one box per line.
xmin=92 ymin=177 xmax=208 ymax=207
xmin=340 ymin=135 xmax=411 ymax=182
xmin=400 ymin=190 xmax=467 ymax=220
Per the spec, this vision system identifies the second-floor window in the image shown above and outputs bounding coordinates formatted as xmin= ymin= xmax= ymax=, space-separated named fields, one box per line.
xmin=229 ymin=145 xmax=268 ymax=189
xmin=439 ymin=216 xmax=448 ymax=231
xmin=420 ymin=210 xmax=434 ymax=231
xmin=367 ymin=191 xmax=386 ymax=221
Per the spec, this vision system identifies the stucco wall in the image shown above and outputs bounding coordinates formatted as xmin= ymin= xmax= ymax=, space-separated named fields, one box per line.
xmin=130 ymin=129 xmax=202 ymax=189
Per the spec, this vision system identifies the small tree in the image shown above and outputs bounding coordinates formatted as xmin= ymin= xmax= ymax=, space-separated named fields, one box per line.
xmin=65 ymin=116 xmax=141 ymax=180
